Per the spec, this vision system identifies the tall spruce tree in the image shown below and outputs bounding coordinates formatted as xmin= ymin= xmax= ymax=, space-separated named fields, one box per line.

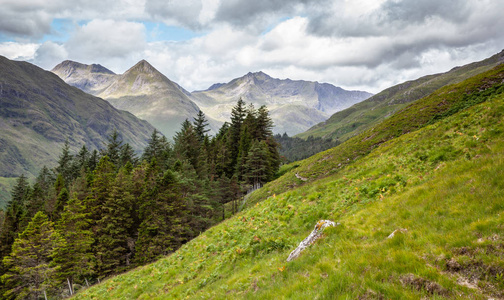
xmin=1 ymin=212 xmax=60 ymax=300
xmin=193 ymin=110 xmax=210 ymax=142
xmin=227 ymin=99 xmax=246 ymax=175
xmin=53 ymin=194 xmax=95 ymax=292
xmin=0 ymin=174 xmax=31 ymax=273
xmin=173 ymin=120 xmax=201 ymax=171
xmin=94 ymin=168 xmax=134 ymax=277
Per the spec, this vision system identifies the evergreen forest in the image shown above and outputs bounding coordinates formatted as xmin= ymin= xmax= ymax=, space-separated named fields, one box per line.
xmin=0 ymin=100 xmax=280 ymax=299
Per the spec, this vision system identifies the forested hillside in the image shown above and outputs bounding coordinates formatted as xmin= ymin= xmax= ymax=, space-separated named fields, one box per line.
xmin=67 ymin=64 xmax=504 ymax=299
xmin=0 ymin=101 xmax=280 ymax=299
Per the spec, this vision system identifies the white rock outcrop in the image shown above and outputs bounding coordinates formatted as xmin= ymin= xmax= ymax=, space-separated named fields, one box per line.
xmin=287 ymin=220 xmax=339 ymax=262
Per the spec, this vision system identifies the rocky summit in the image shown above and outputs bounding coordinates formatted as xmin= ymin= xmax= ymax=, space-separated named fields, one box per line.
xmin=53 ymin=60 xmax=203 ymax=138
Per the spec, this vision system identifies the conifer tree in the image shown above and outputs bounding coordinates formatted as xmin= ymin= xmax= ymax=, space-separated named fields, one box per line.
xmin=102 ymin=130 xmax=122 ymax=168
xmin=142 ymin=129 xmax=171 ymax=166
xmin=227 ymin=99 xmax=246 ymax=174
xmin=27 ymin=166 xmax=54 ymax=218
xmin=193 ymin=110 xmax=210 ymax=142
xmin=53 ymin=194 xmax=95 ymax=292
xmin=0 ymin=175 xmax=30 ymax=268
xmin=119 ymin=143 xmax=137 ymax=168
xmin=244 ymin=140 xmax=270 ymax=186
xmin=56 ymin=140 xmax=74 ymax=185
xmin=94 ymin=168 xmax=135 ymax=276
xmin=54 ymin=187 xmax=69 ymax=219
xmin=1 ymin=212 xmax=60 ymax=300
xmin=173 ymin=120 xmax=200 ymax=171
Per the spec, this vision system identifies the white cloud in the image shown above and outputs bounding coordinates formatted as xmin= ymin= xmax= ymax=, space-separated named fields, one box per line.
xmin=2 ymin=0 xmax=504 ymax=95
xmin=66 ymin=19 xmax=147 ymax=63
xmin=0 ymin=42 xmax=39 ymax=61
xmin=33 ymin=41 xmax=68 ymax=69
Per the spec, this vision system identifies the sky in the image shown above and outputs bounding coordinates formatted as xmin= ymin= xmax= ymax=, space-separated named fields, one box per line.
xmin=0 ymin=0 xmax=503 ymax=94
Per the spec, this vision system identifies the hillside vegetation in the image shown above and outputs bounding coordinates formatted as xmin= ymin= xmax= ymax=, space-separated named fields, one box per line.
xmin=72 ymin=66 xmax=504 ymax=297
xmin=297 ymin=50 xmax=504 ymax=142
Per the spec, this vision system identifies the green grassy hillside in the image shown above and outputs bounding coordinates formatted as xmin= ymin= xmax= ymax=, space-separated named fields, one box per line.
xmin=73 ymin=66 xmax=504 ymax=299
xmin=296 ymin=50 xmax=504 ymax=142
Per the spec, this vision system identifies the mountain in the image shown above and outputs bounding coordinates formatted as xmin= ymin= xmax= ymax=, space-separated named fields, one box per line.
xmin=51 ymin=60 xmax=116 ymax=94
xmin=53 ymin=60 xmax=203 ymax=138
xmin=0 ymin=56 xmax=156 ymax=207
xmin=71 ymin=60 xmax=504 ymax=299
xmin=297 ymin=49 xmax=504 ymax=141
xmin=191 ymin=71 xmax=373 ymax=135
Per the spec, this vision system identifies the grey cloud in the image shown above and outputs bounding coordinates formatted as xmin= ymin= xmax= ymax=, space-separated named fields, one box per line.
xmin=214 ymin=0 xmax=310 ymax=29
xmin=379 ymin=0 xmax=470 ymax=25
xmin=145 ymin=0 xmax=203 ymax=29
xmin=0 ymin=9 xmax=52 ymax=38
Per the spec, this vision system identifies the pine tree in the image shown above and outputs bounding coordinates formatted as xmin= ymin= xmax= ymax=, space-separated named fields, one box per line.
xmin=256 ymin=105 xmax=274 ymax=140
xmin=54 ymin=187 xmax=70 ymax=218
xmin=56 ymin=140 xmax=74 ymax=185
xmin=142 ymin=129 xmax=171 ymax=166
xmin=193 ymin=110 xmax=210 ymax=142
xmin=0 ymin=175 xmax=30 ymax=268
xmin=227 ymin=99 xmax=246 ymax=175
xmin=53 ymin=194 xmax=95 ymax=293
xmin=244 ymin=140 xmax=270 ymax=186
xmin=27 ymin=166 xmax=54 ymax=219
xmin=102 ymin=130 xmax=122 ymax=169
xmin=1 ymin=212 xmax=61 ymax=300
xmin=119 ymin=143 xmax=137 ymax=168
xmin=94 ymin=168 xmax=135 ymax=277
xmin=173 ymin=120 xmax=200 ymax=171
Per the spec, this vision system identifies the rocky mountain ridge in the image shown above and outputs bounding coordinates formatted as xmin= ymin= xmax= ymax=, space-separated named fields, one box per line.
xmin=53 ymin=62 xmax=373 ymax=136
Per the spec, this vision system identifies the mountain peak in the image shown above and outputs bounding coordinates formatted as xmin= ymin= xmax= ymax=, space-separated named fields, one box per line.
xmin=52 ymin=60 xmax=115 ymax=75
xmin=126 ymin=59 xmax=159 ymax=75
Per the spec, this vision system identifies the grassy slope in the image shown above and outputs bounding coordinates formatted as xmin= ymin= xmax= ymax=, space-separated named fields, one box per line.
xmin=74 ymin=68 xmax=504 ymax=299
xmin=296 ymin=50 xmax=504 ymax=141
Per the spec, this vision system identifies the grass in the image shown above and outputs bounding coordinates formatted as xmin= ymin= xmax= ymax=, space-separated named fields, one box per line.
xmin=296 ymin=50 xmax=504 ymax=142
xmin=73 ymin=67 xmax=504 ymax=299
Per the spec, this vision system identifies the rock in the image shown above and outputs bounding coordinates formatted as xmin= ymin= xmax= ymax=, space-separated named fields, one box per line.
xmin=295 ymin=173 xmax=308 ymax=181
xmin=387 ymin=228 xmax=407 ymax=239
xmin=287 ymin=220 xmax=339 ymax=262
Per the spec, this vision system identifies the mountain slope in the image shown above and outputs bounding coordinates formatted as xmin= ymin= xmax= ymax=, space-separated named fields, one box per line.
xmin=297 ymin=49 xmax=504 ymax=141
xmin=0 ymin=56 xmax=155 ymax=207
xmin=73 ymin=62 xmax=504 ymax=299
xmin=53 ymin=60 xmax=203 ymax=138
xmin=191 ymin=72 xmax=372 ymax=135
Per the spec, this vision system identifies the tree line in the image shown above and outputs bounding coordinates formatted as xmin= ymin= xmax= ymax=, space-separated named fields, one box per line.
xmin=0 ymin=100 xmax=280 ymax=299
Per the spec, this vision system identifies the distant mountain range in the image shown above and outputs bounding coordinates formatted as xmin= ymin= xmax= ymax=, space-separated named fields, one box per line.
xmin=53 ymin=62 xmax=372 ymax=136
xmin=191 ymin=71 xmax=373 ymax=135
xmin=297 ymin=49 xmax=504 ymax=141
xmin=52 ymin=60 xmax=202 ymax=138
xmin=0 ymin=56 xmax=156 ymax=207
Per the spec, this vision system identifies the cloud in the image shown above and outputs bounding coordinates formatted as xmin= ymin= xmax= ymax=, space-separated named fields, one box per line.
xmin=145 ymin=0 xmax=204 ymax=29
xmin=0 ymin=4 xmax=53 ymax=38
xmin=1 ymin=0 xmax=503 ymax=96
xmin=33 ymin=41 xmax=68 ymax=69
xmin=0 ymin=42 xmax=39 ymax=61
xmin=65 ymin=19 xmax=147 ymax=63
